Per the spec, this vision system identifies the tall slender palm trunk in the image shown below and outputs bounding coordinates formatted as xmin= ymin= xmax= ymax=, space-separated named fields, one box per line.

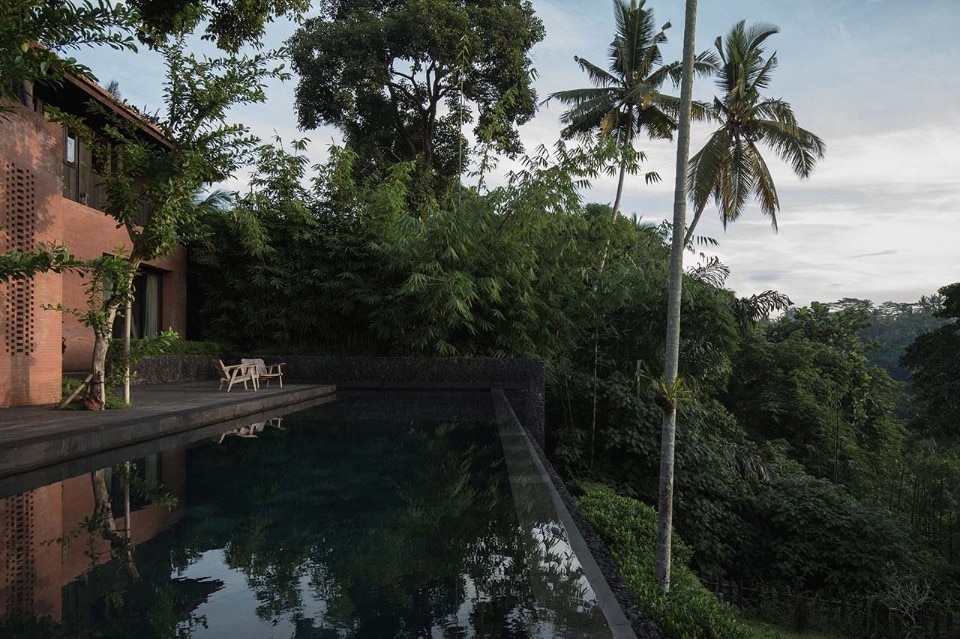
xmin=611 ymin=114 xmax=633 ymax=218
xmin=655 ymin=0 xmax=698 ymax=593
xmin=612 ymin=159 xmax=627 ymax=217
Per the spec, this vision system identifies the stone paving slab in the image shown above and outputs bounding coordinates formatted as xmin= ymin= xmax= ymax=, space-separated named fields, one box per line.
xmin=0 ymin=382 xmax=336 ymax=477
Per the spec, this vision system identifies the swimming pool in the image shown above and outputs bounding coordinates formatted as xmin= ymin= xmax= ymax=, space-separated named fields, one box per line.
xmin=0 ymin=391 xmax=627 ymax=638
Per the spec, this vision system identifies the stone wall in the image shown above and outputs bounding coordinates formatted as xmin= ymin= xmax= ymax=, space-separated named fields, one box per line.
xmin=129 ymin=354 xmax=217 ymax=386
xmin=281 ymin=356 xmax=544 ymax=446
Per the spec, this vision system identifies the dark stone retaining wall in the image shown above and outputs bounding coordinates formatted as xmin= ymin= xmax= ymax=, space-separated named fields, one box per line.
xmin=283 ymin=356 xmax=545 ymax=447
xmin=130 ymin=354 xmax=216 ymax=385
xmin=132 ymin=355 xmax=545 ymax=446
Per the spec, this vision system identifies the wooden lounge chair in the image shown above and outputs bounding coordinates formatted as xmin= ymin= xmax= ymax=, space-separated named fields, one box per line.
xmin=213 ymin=359 xmax=258 ymax=392
xmin=241 ymin=358 xmax=284 ymax=388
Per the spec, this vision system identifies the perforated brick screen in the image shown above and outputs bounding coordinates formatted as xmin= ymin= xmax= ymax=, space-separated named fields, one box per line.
xmin=2 ymin=163 xmax=37 ymax=355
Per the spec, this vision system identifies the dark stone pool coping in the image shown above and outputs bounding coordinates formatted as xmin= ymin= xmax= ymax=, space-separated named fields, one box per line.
xmin=492 ymin=390 xmax=657 ymax=639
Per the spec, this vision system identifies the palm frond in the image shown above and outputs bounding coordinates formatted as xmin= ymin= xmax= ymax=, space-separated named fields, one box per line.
xmin=732 ymin=289 xmax=793 ymax=330
xmin=744 ymin=22 xmax=781 ymax=51
xmin=754 ymin=118 xmax=825 ymax=179
xmin=750 ymin=51 xmax=779 ymax=92
xmin=722 ymin=137 xmax=753 ymax=228
xmin=611 ymin=0 xmax=656 ymax=79
xmin=688 ymin=129 xmax=730 ymax=215
xmin=748 ymin=142 xmax=780 ymax=224
xmin=575 ymin=56 xmax=621 ymax=89
xmin=688 ymin=255 xmax=730 ymax=288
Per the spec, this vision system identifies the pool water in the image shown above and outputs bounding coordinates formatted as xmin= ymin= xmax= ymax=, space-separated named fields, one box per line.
xmin=0 ymin=401 xmax=613 ymax=638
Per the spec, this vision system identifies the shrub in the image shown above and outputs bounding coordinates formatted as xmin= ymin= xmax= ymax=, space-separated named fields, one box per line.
xmin=738 ymin=474 xmax=927 ymax=595
xmin=576 ymin=482 xmax=771 ymax=639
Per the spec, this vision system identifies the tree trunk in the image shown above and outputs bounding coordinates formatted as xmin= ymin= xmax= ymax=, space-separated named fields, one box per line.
xmin=89 ymin=326 xmax=113 ymax=405
xmin=655 ymin=0 xmax=699 ymax=593
xmin=90 ymin=468 xmax=139 ymax=578
xmin=612 ymin=159 xmax=627 ymax=217
xmin=611 ymin=115 xmax=633 ymax=218
xmin=89 ymin=261 xmax=139 ymax=404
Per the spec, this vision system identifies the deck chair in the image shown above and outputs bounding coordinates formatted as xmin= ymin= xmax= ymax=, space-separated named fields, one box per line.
xmin=241 ymin=358 xmax=284 ymax=388
xmin=213 ymin=359 xmax=258 ymax=392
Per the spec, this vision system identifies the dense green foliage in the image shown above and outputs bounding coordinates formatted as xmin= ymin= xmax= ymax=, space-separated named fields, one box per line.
xmin=822 ymin=297 xmax=947 ymax=382
xmin=0 ymin=0 xmax=137 ymax=113
xmin=190 ymin=131 xmax=960 ymax=633
xmin=577 ymin=483 xmax=763 ymax=638
xmin=902 ymin=283 xmax=960 ymax=439
xmin=288 ymin=0 xmax=544 ymax=202
xmin=132 ymin=0 xmax=309 ymax=51
xmin=726 ymin=303 xmax=903 ymax=491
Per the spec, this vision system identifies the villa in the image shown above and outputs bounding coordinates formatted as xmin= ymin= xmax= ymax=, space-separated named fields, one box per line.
xmin=0 ymin=75 xmax=187 ymax=407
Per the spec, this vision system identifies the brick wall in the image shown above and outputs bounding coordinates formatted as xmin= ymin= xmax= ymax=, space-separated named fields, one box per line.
xmin=1 ymin=99 xmax=187 ymax=405
xmin=0 ymin=103 xmax=64 ymax=407
xmin=60 ymin=200 xmax=187 ymax=372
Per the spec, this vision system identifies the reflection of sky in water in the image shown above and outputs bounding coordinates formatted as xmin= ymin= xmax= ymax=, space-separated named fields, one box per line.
xmin=179 ymin=550 xmax=296 ymax=638
xmin=532 ymin=521 xmax=597 ymax=608
xmin=176 ymin=522 xmax=603 ymax=638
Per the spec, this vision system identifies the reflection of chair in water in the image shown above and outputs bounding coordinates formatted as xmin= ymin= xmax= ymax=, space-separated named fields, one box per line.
xmin=216 ymin=417 xmax=285 ymax=443
xmin=240 ymin=358 xmax=284 ymax=388
xmin=212 ymin=359 xmax=258 ymax=392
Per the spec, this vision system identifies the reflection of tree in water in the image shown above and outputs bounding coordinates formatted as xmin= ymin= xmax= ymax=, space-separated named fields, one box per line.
xmin=0 ymin=462 xmax=216 ymax=639
xmin=179 ymin=419 xmax=607 ymax=637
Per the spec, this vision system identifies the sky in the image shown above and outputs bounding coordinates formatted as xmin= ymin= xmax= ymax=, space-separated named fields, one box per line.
xmin=73 ymin=0 xmax=960 ymax=306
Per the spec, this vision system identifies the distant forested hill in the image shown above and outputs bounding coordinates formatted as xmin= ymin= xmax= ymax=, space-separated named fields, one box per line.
xmin=826 ymin=296 xmax=948 ymax=381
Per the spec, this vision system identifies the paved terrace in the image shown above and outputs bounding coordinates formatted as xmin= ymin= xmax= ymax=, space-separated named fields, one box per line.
xmin=0 ymin=382 xmax=336 ymax=478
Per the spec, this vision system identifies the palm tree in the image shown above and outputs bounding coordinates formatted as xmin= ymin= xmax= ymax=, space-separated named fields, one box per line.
xmin=546 ymin=0 xmax=714 ymax=216
xmin=657 ymin=20 xmax=823 ymax=593
xmin=682 ymin=21 xmax=826 ymax=244
xmin=655 ymin=0 xmax=698 ymax=595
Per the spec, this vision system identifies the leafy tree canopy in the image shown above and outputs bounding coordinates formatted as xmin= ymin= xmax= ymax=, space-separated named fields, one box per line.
xmin=726 ymin=303 xmax=903 ymax=490
xmin=131 ymin=0 xmax=310 ymax=52
xmin=0 ymin=0 xmax=137 ymax=111
xmin=902 ymin=282 xmax=960 ymax=439
xmin=288 ymin=0 xmax=544 ymax=188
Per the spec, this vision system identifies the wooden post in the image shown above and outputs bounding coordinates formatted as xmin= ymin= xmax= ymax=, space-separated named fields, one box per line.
xmin=123 ymin=297 xmax=131 ymax=404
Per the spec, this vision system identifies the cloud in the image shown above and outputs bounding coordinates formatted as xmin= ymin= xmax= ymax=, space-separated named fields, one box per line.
xmin=68 ymin=0 xmax=960 ymax=307
xmin=844 ymin=250 xmax=900 ymax=259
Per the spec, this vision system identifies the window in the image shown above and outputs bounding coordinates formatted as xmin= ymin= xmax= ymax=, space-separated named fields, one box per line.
xmin=112 ymin=268 xmax=164 ymax=339
xmin=63 ymin=131 xmax=79 ymax=201
xmin=61 ymin=130 xmax=108 ymax=211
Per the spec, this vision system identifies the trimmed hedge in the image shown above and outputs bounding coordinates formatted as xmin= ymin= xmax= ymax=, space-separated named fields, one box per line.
xmin=107 ymin=338 xmax=222 ymax=358
xmin=576 ymin=483 xmax=771 ymax=639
